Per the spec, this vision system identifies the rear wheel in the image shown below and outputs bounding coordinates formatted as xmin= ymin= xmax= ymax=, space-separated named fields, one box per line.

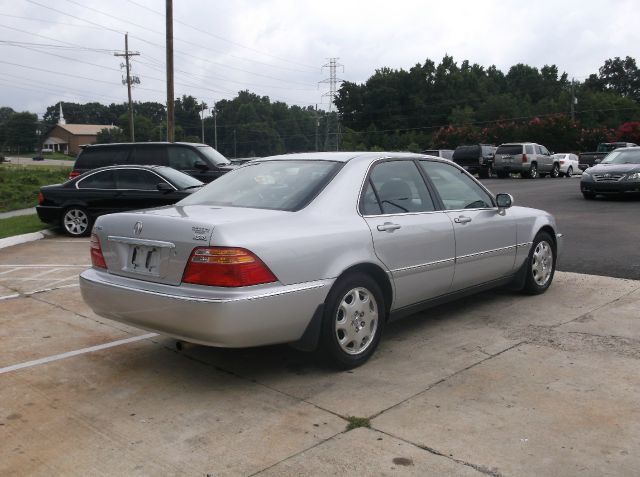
xmin=523 ymin=163 xmax=538 ymax=179
xmin=565 ymin=166 xmax=573 ymax=178
xmin=319 ymin=273 xmax=385 ymax=369
xmin=62 ymin=207 xmax=91 ymax=236
xmin=550 ymin=163 xmax=560 ymax=178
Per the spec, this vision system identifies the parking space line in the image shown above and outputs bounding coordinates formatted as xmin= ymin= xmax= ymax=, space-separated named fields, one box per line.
xmin=0 ymin=293 xmax=21 ymax=301
xmin=0 ymin=332 xmax=159 ymax=375
xmin=28 ymin=267 xmax=62 ymax=279
xmin=24 ymin=282 xmax=79 ymax=295
xmin=0 ymin=268 xmax=19 ymax=275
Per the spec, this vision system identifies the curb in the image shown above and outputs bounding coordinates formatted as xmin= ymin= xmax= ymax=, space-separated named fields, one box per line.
xmin=0 ymin=229 xmax=54 ymax=250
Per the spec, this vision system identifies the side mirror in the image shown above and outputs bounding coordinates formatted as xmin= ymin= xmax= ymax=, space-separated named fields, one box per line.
xmin=156 ymin=182 xmax=173 ymax=193
xmin=496 ymin=193 xmax=513 ymax=210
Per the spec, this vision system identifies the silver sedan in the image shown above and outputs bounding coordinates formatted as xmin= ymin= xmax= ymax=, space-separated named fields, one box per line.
xmin=80 ymin=152 xmax=562 ymax=368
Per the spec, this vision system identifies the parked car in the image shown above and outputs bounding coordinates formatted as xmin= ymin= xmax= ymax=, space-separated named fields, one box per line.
xmin=421 ymin=149 xmax=454 ymax=160
xmin=580 ymin=147 xmax=640 ymax=199
xmin=79 ymin=152 xmax=562 ymax=369
xmin=37 ymin=165 xmax=203 ymax=236
xmin=578 ymin=142 xmax=637 ymax=171
xmin=452 ymin=144 xmax=496 ymax=178
xmin=552 ymin=153 xmax=580 ymax=177
xmin=70 ymin=142 xmax=235 ymax=183
xmin=493 ymin=142 xmax=559 ymax=179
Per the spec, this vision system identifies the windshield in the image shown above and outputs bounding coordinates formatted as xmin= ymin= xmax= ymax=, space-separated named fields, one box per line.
xmin=178 ymin=160 xmax=341 ymax=211
xmin=596 ymin=143 xmax=622 ymax=153
xmin=198 ymin=146 xmax=231 ymax=166
xmin=157 ymin=167 xmax=203 ymax=189
xmin=601 ymin=149 xmax=640 ymax=165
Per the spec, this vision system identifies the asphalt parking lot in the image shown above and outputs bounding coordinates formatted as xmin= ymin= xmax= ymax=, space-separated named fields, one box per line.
xmin=1 ymin=233 xmax=639 ymax=476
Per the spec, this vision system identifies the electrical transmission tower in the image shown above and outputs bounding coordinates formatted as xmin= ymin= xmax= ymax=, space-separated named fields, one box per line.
xmin=114 ymin=33 xmax=140 ymax=141
xmin=320 ymin=58 xmax=343 ymax=151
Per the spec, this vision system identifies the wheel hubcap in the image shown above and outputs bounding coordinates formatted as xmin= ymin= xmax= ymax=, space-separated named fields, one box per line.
xmin=531 ymin=166 xmax=537 ymax=178
xmin=335 ymin=287 xmax=378 ymax=355
xmin=532 ymin=240 xmax=553 ymax=286
xmin=63 ymin=209 xmax=88 ymax=235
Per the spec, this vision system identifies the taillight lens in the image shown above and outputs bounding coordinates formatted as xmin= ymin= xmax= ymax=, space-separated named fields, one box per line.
xmin=38 ymin=191 xmax=44 ymax=205
xmin=69 ymin=170 xmax=81 ymax=179
xmin=182 ymin=247 xmax=277 ymax=287
xmin=522 ymin=154 xmax=528 ymax=163
xmin=90 ymin=233 xmax=107 ymax=269
xmin=560 ymin=160 xmax=565 ymax=165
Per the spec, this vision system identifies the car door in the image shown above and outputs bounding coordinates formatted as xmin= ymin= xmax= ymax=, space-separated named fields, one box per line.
xmin=75 ymin=169 xmax=120 ymax=215
xmin=419 ymin=160 xmax=517 ymax=290
xmin=361 ymin=159 xmax=455 ymax=309
xmin=115 ymin=168 xmax=178 ymax=211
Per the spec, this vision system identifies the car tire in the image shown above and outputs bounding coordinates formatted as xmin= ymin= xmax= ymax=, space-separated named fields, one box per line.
xmin=582 ymin=191 xmax=596 ymax=200
xmin=565 ymin=166 xmax=573 ymax=178
xmin=523 ymin=163 xmax=538 ymax=179
xmin=318 ymin=273 xmax=386 ymax=369
xmin=550 ymin=163 xmax=560 ymax=178
xmin=496 ymin=171 xmax=509 ymax=179
xmin=62 ymin=206 xmax=91 ymax=236
xmin=478 ymin=165 xmax=492 ymax=179
xmin=521 ymin=231 xmax=556 ymax=295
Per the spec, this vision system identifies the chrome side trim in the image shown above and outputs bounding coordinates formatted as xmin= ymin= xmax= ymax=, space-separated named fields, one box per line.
xmin=391 ymin=257 xmax=455 ymax=274
xmin=107 ymin=236 xmax=176 ymax=249
xmin=80 ymin=273 xmax=326 ymax=303
xmin=456 ymin=244 xmax=516 ymax=263
xmin=517 ymin=241 xmax=533 ymax=248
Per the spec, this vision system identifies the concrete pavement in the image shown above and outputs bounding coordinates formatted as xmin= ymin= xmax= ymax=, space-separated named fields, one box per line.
xmin=0 ymin=237 xmax=639 ymax=476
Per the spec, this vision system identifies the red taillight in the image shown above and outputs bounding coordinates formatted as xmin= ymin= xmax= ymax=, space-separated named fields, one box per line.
xmin=560 ymin=160 xmax=565 ymax=165
xmin=69 ymin=170 xmax=81 ymax=179
xmin=38 ymin=191 xmax=44 ymax=205
xmin=182 ymin=247 xmax=277 ymax=287
xmin=90 ymin=233 xmax=107 ymax=269
xmin=522 ymin=154 xmax=528 ymax=163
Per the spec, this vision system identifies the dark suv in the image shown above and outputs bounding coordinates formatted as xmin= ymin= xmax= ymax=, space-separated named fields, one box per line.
xmin=452 ymin=144 xmax=496 ymax=178
xmin=70 ymin=142 xmax=235 ymax=183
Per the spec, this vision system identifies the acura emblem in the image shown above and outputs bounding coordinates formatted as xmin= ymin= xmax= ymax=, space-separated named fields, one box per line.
xmin=133 ymin=222 xmax=143 ymax=236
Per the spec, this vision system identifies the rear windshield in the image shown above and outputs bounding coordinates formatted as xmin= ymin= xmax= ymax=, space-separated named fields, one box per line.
xmin=453 ymin=145 xmax=481 ymax=160
xmin=596 ymin=143 xmax=627 ymax=153
xmin=75 ymin=147 xmax=128 ymax=169
xmin=601 ymin=149 xmax=640 ymax=164
xmin=496 ymin=145 xmax=523 ymax=155
xmin=178 ymin=160 xmax=341 ymax=211
xmin=156 ymin=167 xmax=203 ymax=189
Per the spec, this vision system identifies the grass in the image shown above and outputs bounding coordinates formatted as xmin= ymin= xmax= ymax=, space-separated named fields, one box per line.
xmin=0 ymin=214 xmax=49 ymax=239
xmin=0 ymin=165 xmax=72 ymax=212
xmin=345 ymin=416 xmax=371 ymax=431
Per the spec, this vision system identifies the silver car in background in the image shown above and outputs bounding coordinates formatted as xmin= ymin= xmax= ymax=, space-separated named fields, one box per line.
xmin=80 ymin=152 xmax=562 ymax=368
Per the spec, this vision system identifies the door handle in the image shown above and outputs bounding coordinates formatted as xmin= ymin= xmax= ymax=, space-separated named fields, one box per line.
xmin=377 ymin=222 xmax=401 ymax=232
xmin=454 ymin=216 xmax=472 ymax=224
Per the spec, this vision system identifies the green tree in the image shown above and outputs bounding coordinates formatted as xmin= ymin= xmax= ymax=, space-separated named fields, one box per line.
xmin=3 ymin=112 xmax=38 ymax=152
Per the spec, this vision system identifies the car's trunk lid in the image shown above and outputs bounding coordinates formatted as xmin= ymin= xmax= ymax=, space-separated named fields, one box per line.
xmin=95 ymin=204 xmax=286 ymax=286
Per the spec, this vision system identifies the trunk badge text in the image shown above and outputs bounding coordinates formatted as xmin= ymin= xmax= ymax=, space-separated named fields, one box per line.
xmin=133 ymin=222 xmax=143 ymax=236
xmin=192 ymin=226 xmax=210 ymax=242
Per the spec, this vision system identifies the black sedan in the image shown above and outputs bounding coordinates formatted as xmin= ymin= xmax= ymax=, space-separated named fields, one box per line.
xmin=37 ymin=165 xmax=203 ymax=236
xmin=581 ymin=147 xmax=640 ymax=199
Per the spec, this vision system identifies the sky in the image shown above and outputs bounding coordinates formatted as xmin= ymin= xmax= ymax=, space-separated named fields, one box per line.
xmin=1 ymin=0 xmax=639 ymax=119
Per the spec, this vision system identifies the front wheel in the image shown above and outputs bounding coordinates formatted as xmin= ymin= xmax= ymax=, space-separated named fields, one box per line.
xmin=319 ymin=273 xmax=386 ymax=369
xmin=550 ymin=163 xmax=560 ymax=178
xmin=565 ymin=166 xmax=573 ymax=178
xmin=521 ymin=232 xmax=556 ymax=294
xmin=62 ymin=207 xmax=91 ymax=236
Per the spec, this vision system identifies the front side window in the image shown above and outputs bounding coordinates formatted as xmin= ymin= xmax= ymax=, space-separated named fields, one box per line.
xmin=364 ymin=160 xmax=435 ymax=214
xmin=168 ymin=147 xmax=205 ymax=170
xmin=77 ymin=170 xmax=116 ymax=189
xmin=178 ymin=160 xmax=340 ymax=211
xmin=116 ymin=169 xmax=165 ymax=190
xmin=420 ymin=161 xmax=494 ymax=210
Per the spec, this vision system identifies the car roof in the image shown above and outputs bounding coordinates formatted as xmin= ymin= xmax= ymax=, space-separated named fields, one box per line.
xmin=83 ymin=142 xmax=209 ymax=148
xmin=254 ymin=151 xmax=434 ymax=163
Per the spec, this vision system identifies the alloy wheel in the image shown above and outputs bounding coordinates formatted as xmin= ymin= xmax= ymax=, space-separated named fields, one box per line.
xmin=63 ymin=208 xmax=89 ymax=236
xmin=566 ymin=167 xmax=572 ymax=178
xmin=532 ymin=240 xmax=553 ymax=286
xmin=551 ymin=164 xmax=560 ymax=178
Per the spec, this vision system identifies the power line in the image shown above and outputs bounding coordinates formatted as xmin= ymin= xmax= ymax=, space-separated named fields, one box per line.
xmin=0 ymin=40 xmax=115 ymax=53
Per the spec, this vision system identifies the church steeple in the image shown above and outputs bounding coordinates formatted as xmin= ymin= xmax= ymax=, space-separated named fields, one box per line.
xmin=58 ymin=102 xmax=66 ymax=125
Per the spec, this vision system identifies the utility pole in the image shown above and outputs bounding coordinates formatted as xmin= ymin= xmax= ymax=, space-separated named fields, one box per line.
xmin=315 ymin=104 xmax=319 ymax=152
xmin=570 ymin=77 xmax=576 ymax=122
xmin=320 ymin=58 xmax=344 ymax=151
xmin=213 ymin=105 xmax=218 ymax=150
xmin=114 ymin=33 xmax=139 ymax=142
xmin=233 ymin=129 xmax=237 ymax=158
xmin=166 ymin=0 xmax=175 ymax=142
xmin=200 ymin=102 xmax=206 ymax=143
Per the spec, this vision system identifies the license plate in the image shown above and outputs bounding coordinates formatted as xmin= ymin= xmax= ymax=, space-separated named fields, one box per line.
xmin=128 ymin=245 xmax=160 ymax=275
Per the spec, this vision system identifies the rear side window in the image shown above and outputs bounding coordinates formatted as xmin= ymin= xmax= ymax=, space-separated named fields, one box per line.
xmin=75 ymin=148 xmax=128 ymax=169
xmin=116 ymin=169 xmax=166 ymax=190
xmin=496 ymin=145 xmax=523 ymax=155
xmin=77 ymin=170 xmax=116 ymax=189
xmin=130 ymin=146 xmax=168 ymax=166
xmin=525 ymin=145 xmax=534 ymax=154
xmin=366 ymin=160 xmax=435 ymax=214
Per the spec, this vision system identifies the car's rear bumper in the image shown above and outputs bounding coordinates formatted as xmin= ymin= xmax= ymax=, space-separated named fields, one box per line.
xmin=79 ymin=268 xmax=331 ymax=348
xmin=580 ymin=181 xmax=640 ymax=194
xmin=36 ymin=205 xmax=62 ymax=224
xmin=494 ymin=163 xmax=524 ymax=173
